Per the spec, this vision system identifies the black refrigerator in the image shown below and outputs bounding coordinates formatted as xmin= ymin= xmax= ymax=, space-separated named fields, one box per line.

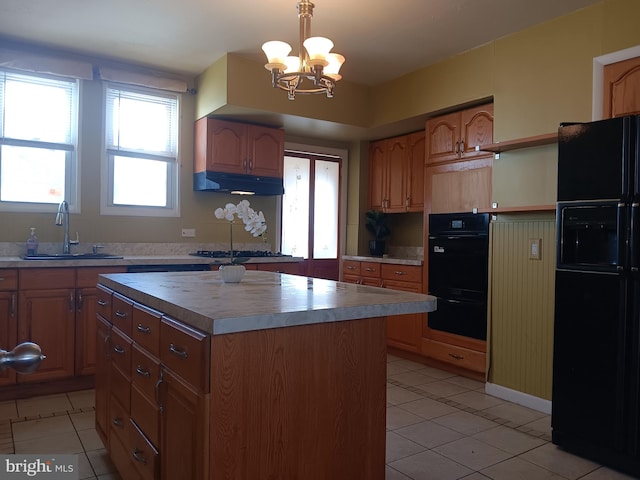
xmin=553 ymin=114 xmax=640 ymax=476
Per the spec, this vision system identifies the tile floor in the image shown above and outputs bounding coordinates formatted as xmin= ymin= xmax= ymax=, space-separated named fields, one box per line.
xmin=0 ymin=356 xmax=636 ymax=480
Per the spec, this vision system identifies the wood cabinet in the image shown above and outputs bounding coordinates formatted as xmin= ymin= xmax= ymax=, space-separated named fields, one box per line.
xmin=369 ymin=131 xmax=425 ymax=213
xmin=194 ymin=117 xmax=284 ymax=178
xmin=342 ymin=260 xmax=423 ymax=353
xmin=0 ymin=270 xmax=17 ymax=387
xmin=426 ymin=104 xmax=494 ymax=165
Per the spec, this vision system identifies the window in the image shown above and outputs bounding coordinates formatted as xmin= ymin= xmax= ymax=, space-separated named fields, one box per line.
xmin=103 ymin=84 xmax=179 ymax=216
xmin=0 ymin=69 xmax=78 ymax=211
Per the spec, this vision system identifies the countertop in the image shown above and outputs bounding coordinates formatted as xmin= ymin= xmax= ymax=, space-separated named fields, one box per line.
xmin=341 ymin=255 xmax=423 ymax=266
xmin=99 ymin=270 xmax=437 ymax=336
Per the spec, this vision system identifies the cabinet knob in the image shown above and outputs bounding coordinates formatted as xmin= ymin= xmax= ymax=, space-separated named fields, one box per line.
xmin=137 ymin=324 xmax=152 ymax=334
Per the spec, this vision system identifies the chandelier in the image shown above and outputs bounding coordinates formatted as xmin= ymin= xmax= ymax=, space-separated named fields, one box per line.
xmin=261 ymin=0 xmax=345 ymax=100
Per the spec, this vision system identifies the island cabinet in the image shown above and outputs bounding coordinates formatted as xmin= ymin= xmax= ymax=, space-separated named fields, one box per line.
xmin=194 ymin=117 xmax=284 ymax=178
xmin=0 ymin=270 xmax=17 ymax=387
xmin=369 ymin=131 xmax=425 ymax=213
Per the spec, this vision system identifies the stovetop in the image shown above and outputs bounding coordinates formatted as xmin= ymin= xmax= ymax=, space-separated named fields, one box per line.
xmin=189 ymin=250 xmax=292 ymax=258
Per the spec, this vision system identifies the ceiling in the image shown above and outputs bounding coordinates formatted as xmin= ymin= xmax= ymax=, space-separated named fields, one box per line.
xmin=0 ymin=0 xmax=602 ymax=87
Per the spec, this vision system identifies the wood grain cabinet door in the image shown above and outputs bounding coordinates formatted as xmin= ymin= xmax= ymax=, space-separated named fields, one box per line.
xmin=426 ymin=111 xmax=460 ymax=165
xmin=385 ymin=136 xmax=408 ymax=213
xmin=204 ymin=119 xmax=247 ymax=174
xmin=603 ymin=56 xmax=640 ymax=118
xmin=460 ymin=104 xmax=494 ymax=160
xmin=247 ymin=124 xmax=284 ymax=177
xmin=0 ymin=291 xmax=17 ymax=387
xmin=368 ymin=140 xmax=387 ymax=210
xmin=406 ymin=131 xmax=425 ymax=212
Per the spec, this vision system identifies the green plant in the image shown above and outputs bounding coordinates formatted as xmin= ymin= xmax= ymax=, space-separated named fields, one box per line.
xmin=365 ymin=210 xmax=390 ymax=240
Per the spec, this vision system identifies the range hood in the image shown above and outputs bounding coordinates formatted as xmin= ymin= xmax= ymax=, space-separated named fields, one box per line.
xmin=194 ymin=171 xmax=284 ymax=195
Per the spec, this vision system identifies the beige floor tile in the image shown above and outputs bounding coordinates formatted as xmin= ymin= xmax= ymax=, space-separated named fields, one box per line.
xmin=395 ymin=419 xmax=465 ymax=449
xmin=16 ymin=393 xmax=73 ymax=417
xmin=396 ymin=397 xmax=460 ymax=420
xmin=431 ymin=410 xmax=499 ymax=436
xmin=446 ymin=376 xmax=485 ymax=390
xmin=481 ymin=456 xmax=566 ymax=479
xmin=414 ymin=366 xmax=457 ymax=380
xmin=386 ymin=406 xmax=425 ymax=430
xmin=389 ymin=359 xmax=426 ymax=371
xmin=71 ymin=411 xmax=96 ymax=431
xmin=519 ymin=443 xmax=601 ymax=479
xmin=67 ymin=390 xmax=95 ymax=410
xmin=448 ymin=390 xmax=506 ymax=411
xmin=389 ymin=370 xmax=440 ymax=387
xmin=12 ymin=415 xmax=75 ymax=442
xmin=482 ymin=402 xmax=547 ymax=427
xmin=97 ymin=475 xmax=122 ymax=480
xmin=78 ymin=429 xmax=105 ymax=452
xmin=472 ymin=425 xmax=547 ymax=455
xmin=580 ymin=466 xmax=640 ymax=479
xmin=386 ymin=465 xmax=411 ymax=479
xmin=415 ymin=379 xmax=471 ymax=398
xmin=87 ymin=448 xmax=117 ymax=476
xmin=386 ymin=431 xmax=426 ymax=463
xmin=389 ymin=449 xmax=474 ymax=480
xmin=78 ymin=452 xmax=96 ymax=480
xmin=387 ymin=386 xmax=423 ymax=406
xmin=14 ymin=431 xmax=83 ymax=454
xmin=0 ymin=401 xmax=18 ymax=421
xmin=433 ymin=436 xmax=514 ymax=470
xmin=522 ymin=415 xmax=552 ymax=436
xmin=459 ymin=474 xmax=492 ymax=479
xmin=387 ymin=362 xmax=413 ymax=376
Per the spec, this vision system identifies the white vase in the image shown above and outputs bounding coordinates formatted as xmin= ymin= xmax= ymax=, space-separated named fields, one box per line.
xmin=219 ymin=264 xmax=246 ymax=283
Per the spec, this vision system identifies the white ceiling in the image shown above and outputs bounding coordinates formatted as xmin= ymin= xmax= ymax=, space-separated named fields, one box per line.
xmin=0 ymin=0 xmax=601 ymax=87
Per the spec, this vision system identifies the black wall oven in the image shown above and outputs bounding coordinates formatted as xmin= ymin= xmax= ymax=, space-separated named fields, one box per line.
xmin=427 ymin=213 xmax=490 ymax=340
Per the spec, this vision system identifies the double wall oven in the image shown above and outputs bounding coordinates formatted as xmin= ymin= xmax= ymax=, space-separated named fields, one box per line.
xmin=427 ymin=213 xmax=490 ymax=340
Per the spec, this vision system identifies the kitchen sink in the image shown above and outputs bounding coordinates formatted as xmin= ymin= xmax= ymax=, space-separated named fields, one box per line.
xmin=23 ymin=253 xmax=124 ymax=260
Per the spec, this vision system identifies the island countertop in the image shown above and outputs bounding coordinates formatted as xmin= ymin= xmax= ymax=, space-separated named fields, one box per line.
xmin=99 ymin=270 xmax=436 ymax=335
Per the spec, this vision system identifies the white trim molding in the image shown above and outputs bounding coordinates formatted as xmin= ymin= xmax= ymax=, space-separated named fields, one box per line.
xmin=485 ymin=382 xmax=552 ymax=415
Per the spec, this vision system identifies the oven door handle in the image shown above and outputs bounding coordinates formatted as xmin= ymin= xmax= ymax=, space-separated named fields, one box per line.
xmin=429 ymin=234 xmax=487 ymax=240
xmin=437 ymin=297 xmax=486 ymax=307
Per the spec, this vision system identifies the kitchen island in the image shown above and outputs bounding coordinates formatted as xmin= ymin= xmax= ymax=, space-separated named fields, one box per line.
xmin=96 ymin=270 xmax=436 ymax=480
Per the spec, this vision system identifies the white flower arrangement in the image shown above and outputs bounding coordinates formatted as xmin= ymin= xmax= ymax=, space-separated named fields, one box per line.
xmin=214 ymin=199 xmax=267 ymax=264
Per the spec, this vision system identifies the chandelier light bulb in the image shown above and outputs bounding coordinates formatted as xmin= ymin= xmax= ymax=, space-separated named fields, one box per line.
xmin=324 ymin=53 xmax=345 ymax=80
xmin=303 ymin=37 xmax=334 ymax=65
xmin=284 ymin=56 xmax=301 ymax=74
xmin=262 ymin=41 xmax=292 ymax=69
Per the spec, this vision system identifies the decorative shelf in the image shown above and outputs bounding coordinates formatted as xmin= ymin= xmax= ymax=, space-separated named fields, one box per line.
xmin=478 ymin=132 xmax=558 ymax=153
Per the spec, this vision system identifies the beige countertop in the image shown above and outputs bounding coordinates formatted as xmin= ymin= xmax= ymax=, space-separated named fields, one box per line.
xmin=99 ymin=270 xmax=436 ymax=335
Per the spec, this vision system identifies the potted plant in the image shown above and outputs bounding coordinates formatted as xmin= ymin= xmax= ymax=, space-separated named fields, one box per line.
xmin=365 ymin=210 xmax=390 ymax=257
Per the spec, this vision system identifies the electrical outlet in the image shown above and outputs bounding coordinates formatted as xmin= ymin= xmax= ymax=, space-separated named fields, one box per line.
xmin=181 ymin=228 xmax=196 ymax=238
xmin=529 ymin=238 xmax=541 ymax=260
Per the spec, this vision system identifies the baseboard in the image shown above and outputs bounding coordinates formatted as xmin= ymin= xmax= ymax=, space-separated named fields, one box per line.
xmin=485 ymin=382 xmax=551 ymax=415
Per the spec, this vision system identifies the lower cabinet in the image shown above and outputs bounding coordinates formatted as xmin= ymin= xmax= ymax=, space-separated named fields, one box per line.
xmin=0 ymin=270 xmax=17 ymax=387
xmin=421 ymin=333 xmax=486 ymax=380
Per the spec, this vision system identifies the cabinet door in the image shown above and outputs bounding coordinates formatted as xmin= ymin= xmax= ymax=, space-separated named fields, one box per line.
xmin=406 ymin=132 xmax=425 ymax=212
xmin=247 ymin=125 xmax=284 ymax=178
xmin=17 ymin=289 xmax=75 ymax=383
xmin=205 ymin=119 xmax=246 ymax=174
xmin=95 ymin=315 xmax=111 ymax=447
xmin=426 ymin=111 xmax=460 ymax=165
xmin=460 ymin=104 xmax=494 ymax=160
xmin=368 ymin=140 xmax=387 ymax=210
xmin=383 ymin=280 xmax=423 ymax=353
xmin=427 ymin=159 xmax=492 ymax=214
xmin=385 ymin=137 xmax=408 ymax=213
xmin=160 ymin=368 xmax=209 ymax=480
xmin=76 ymin=287 xmax=97 ymax=376
xmin=0 ymin=291 xmax=17 ymax=387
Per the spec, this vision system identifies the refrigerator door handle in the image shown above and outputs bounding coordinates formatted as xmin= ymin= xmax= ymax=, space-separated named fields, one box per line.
xmin=631 ymin=202 xmax=639 ymax=271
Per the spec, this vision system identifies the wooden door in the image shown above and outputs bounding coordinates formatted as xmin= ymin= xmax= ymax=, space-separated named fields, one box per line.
xmin=603 ymin=56 xmax=640 ymax=118
xmin=206 ymin=119 xmax=246 ymax=174
xmin=406 ymin=131 xmax=425 ymax=212
xmin=247 ymin=125 xmax=284 ymax=177
xmin=460 ymin=104 xmax=494 ymax=159
xmin=368 ymin=140 xmax=387 ymax=210
xmin=18 ymin=289 xmax=76 ymax=383
xmin=0 ymin=291 xmax=17 ymax=387
xmin=385 ymin=137 xmax=408 ymax=213
xmin=426 ymin=111 xmax=460 ymax=164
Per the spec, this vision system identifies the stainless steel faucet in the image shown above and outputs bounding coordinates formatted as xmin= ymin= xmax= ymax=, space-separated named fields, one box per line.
xmin=55 ymin=200 xmax=79 ymax=254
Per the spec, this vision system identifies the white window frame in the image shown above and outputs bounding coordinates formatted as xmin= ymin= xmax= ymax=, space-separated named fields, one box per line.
xmin=101 ymin=82 xmax=180 ymax=217
xmin=0 ymin=68 xmax=80 ymax=213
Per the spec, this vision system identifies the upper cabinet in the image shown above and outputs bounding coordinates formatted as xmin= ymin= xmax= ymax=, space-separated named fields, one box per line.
xmin=369 ymin=131 xmax=425 ymax=213
xmin=426 ymin=104 xmax=494 ymax=165
xmin=194 ymin=118 xmax=284 ymax=178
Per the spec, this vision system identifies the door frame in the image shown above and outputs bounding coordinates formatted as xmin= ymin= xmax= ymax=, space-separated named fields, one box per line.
xmin=593 ymin=45 xmax=640 ymax=120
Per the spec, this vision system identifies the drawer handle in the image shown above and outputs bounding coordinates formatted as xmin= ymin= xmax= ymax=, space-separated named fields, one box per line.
xmin=448 ymin=353 xmax=464 ymax=360
xmin=113 ymin=345 xmax=125 ymax=355
xmin=115 ymin=310 xmax=127 ymax=319
xmin=132 ymin=449 xmax=147 ymax=465
xmin=137 ymin=324 xmax=151 ymax=334
xmin=136 ymin=365 xmax=151 ymax=377
xmin=346 ymin=266 xmax=356 ymax=270
xmin=169 ymin=344 xmax=188 ymax=359
xmin=394 ymin=271 xmax=407 ymax=276
xmin=365 ymin=267 xmax=376 ymax=272
xmin=98 ymin=299 xmax=108 ymax=306
xmin=112 ymin=417 xmax=123 ymax=427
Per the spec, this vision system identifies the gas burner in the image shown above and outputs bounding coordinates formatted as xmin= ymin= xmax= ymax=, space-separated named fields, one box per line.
xmin=190 ymin=250 xmax=291 ymax=258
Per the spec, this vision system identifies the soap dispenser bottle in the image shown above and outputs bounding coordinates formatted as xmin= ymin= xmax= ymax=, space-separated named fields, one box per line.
xmin=26 ymin=227 xmax=39 ymax=255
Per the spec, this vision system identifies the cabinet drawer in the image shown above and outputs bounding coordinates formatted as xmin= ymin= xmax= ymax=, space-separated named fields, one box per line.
xmin=423 ymin=338 xmax=485 ymax=374
xmin=19 ymin=268 xmax=75 ymax=290
xmin=131 ymin=384 xmax=160 ymax=449
xmin=96 ymin=285 xmax=113 ymax=320
xmin=381 ymin=264 xmax=422 ymax=283
xmin=132 ymin=304 xmax=161 ymax=357
xmin=110 ymin=363 xmax=131 ymax=412
xmin=109 ymin=426 xmax=142 ymax=480
xmin=129 ymin=419 xmax=160 ymax=480
xmin=0 ymin=269 xmax=17 ymax=291
xmin=111 ymin=327 xmax=132 ymax=377
xmin=131 ymin=345 xmax=160 ymax=402
xmin=160 ymin=317 xmax=210 ymax=393
xmin=77 ymin=267 xmax=126 ymax=288
xmin=112 ymin=293 xmax=133 ymax=336
xmin=342 ymin=260 xmax=361 ymax=276
xmin=361 ymin=261 xmax=381 ymax=278
xmin=109 ymin=394 xmax=129 ymax=447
